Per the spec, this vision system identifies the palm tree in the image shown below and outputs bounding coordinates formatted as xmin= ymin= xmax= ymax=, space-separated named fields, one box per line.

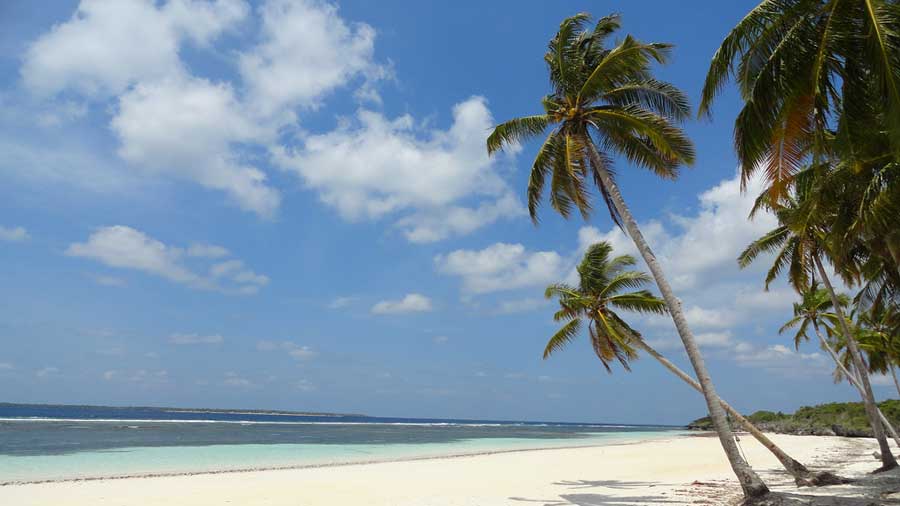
xmin=546 ymin=241 xmax=841 ymax=486
xmin=781 ymin=285 xmax=900 ymax=445
xmin=857 ymin=305 xmax=900 ymax=398
xmin=700 ymin=0 xmax=900 ymax=196
xmin=739 ymin=169 xmax=898 ymax=470
xmin=486 ymin=14 xmax=769 ymax=497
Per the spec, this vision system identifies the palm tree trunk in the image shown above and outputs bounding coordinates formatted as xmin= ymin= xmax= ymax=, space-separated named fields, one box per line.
xmin=586 ymin=142 xmax=769 ymax=498
xmin=812 ymin=325 xmax=900 ymax=447
xmin=891 ymin=365 xmax=900 ymax=400
xmin=630 ymin=339 xmax=830 ymax=485
xmin=815 ymin=256 xmax=897 ymax=470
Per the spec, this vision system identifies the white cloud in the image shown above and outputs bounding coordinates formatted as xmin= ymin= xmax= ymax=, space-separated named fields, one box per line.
xmin=66 ymin=225 xmax=268 ymax=294
xmin=371 ymin=293 xmax=433 ymax=314
xmin=257 ymin=340 xmax=317 ymax=360
xmin=0 ymin=225 xmax=29 ymax=242
xmin=112 ymin=76 xmax=280 ymax=217
xmin=694 ymin=331 xmax=734 ymax=348
xmin=169 ymin=333 xmax=224 ymax=345
xmin=0 ymin=362 xmax=14 ymax=370
xmin=435 ymin=243 xmax=563 ymax=294
xmin=21 ymin=0 xmax=247 ymax=97
xmin=274 ymin=97 xmax=524 ymax=242
xmin=433 ymin=335 xmax=449 ymax=344
xmin=683 ymin=306 xmax=737 ymax=330
xmin=734 ymin=344 xmax=830 ymax=377
xmin=575 ymin=171 xmax=778 ymax=291
xmin=67 ymin=225 xmax=199 ymax=284
xmin=239 ymin=0 xmax=383 ymax=116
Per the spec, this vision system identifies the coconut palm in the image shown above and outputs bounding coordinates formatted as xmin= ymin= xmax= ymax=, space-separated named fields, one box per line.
xmin=782 ymin=285 xmax=900 ymax=445
xmin=700 ymin=0 xmax=900 ymax=196
xmin=546 ymin=242 xmax=841 ymax=486
xmin=740 ymin=169 xmax=898 ymax=469
xmin=486 ymin=14 xmax=769 ymax=498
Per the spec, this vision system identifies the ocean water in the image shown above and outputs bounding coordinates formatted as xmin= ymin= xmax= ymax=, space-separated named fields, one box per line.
xmin=0 ymin=404 xmax=684 ymax=484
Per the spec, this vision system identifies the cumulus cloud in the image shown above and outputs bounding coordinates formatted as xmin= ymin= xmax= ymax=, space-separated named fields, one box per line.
xmin=112 ymin=76 xmax=280 ymax=216
xmin=66 ymin=225 xmax=268 ymax=294
xmin=371 ymin=293 xmax=433 ymax=314
xmin=17 ymin=1 xmax=524 ymax=239
xmin=21 ymin=0 xmax=248 ymax=97
xmin=239 ymin=0 xmax=383 ymax=116
xmin=169 ymin=333 xmax=224 ymax=345
xmin=0 ymin=225 xmax=29 ymax=242
xmin=274 ymin=97 xmax=524 ymax=242
xmin=734 ymin=344 xmax=830 ymax=377
xmin=435 ymin=243 xmax=563 ymax=294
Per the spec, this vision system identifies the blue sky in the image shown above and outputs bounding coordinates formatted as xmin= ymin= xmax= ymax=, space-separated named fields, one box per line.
xmin=0 ymin=0 xmax=879 ymax=425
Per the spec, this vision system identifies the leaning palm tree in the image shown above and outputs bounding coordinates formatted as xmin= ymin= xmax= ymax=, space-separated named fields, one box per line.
xmin=740 ymin=168 xmax=898 ymax=470
xmin=700 ymin=0 xmax=900 ymax=196
xmin=546 ymin=242 xmax=842 ymax=486
xmin=781 ymin=285 xmax=900 ymax=445
xmin=486 ymin=14 xmax=769 ymax=497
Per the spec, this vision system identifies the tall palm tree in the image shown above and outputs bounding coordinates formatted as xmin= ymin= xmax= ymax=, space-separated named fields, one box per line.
xmin=700 ymin=0 xmax=900 ymax=196
xmin=781 ymin=285 xmax=900 ymax=445
xmin=486 ymin=14 xmax=769 ymax=497
xmin=546 ymin=242 xmax=841 ymax=486
xmin=739 ymin=169 xmax=898 ymax=469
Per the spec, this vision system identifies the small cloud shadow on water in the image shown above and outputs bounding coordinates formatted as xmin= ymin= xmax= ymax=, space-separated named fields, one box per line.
xmin=510 ymin=479 xmax=679 ymax=506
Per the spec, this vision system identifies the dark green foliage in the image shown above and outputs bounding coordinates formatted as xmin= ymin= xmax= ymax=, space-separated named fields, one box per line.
xmin=688 ymin=400 xmax=900 ymax=437
xmin=543 ymin=241 xmax=666 ymax=371
xmin=487 ymin=13 xmax=694 ymax=225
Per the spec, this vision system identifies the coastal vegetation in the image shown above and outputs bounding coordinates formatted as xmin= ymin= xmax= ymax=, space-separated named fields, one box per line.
xmin=688 ymin=400 xmax=900 ymax=438
xmin=490 ymin=1 xmax=900 ymax=503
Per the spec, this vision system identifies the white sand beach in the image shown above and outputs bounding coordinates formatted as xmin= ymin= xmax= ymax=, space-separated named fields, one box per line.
xmin=3 ymin=433 xmax=897 ymax=506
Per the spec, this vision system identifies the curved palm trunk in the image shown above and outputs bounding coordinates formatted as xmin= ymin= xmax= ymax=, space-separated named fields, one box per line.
xmin=630 ymin=339 xmax=841 ymax=486
xmin=586 ymin=143 xmax=769 ymax=498
xmin=812 ymin=325 xmax=900 ymax=447
xmin=815 ymin=256 xmax=897 ymax=470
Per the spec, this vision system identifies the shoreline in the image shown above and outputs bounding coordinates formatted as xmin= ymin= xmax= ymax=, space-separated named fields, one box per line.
xmin=2 ymin=433 xmax=890 ymax=506
xmin=0 ymin=433 xmax=685 ymax=487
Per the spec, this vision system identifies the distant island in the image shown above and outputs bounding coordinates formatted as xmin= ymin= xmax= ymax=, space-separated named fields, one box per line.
xmin=688 ymin=400 xmax=900 ymax=438
xmin=0 ymin=402 xmax=367 ymax=418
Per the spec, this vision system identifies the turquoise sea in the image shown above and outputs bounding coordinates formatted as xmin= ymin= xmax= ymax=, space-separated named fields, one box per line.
xmin=0 ymin=404 xmax=685 ymax=484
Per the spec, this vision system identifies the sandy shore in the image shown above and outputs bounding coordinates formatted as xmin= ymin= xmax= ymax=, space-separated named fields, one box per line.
xmin=2 ymin=433 xmax=898 ymax=505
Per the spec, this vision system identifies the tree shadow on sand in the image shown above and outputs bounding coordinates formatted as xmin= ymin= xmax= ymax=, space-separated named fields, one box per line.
xmin=510 ymin=479 xmax=679 ymax=505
